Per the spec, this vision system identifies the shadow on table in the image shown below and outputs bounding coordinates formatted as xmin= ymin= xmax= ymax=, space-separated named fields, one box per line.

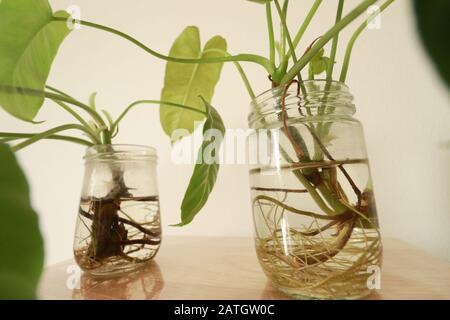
xmin=260 ymin=282 xmax=292 ymax=300
xmin=72 ymin=261 xmax=164 ymax=300
xmin=260 ymin=282 xmax=382 ymax=300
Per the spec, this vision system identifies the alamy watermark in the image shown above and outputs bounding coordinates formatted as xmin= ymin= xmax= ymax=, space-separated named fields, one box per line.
xmin=66 ymin=264 xmax=81 ymax=290
xmin=366 ymin=5 xmax=382 ymax=30
xmin=367 ymin=265 xmax=382 ymax=290
xmin=170 ymin=126 xmax=282 ymax=170
xmin=66 ymin=5 xmax=82 ymax=30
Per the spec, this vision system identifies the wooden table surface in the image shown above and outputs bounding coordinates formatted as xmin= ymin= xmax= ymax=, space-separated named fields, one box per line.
xmin=39 ymin=237 xmax=450 ymax=300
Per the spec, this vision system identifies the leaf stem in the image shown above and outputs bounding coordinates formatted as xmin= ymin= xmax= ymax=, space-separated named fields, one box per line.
xmin=204 ymin=49 xmax=256 ymax=99
xmin=340 ymin=0 xmax=395 ymax=82
xmin=0 ymin=85 xmax=107 ymax=129
xmin=50 ymin=99 xmax=95 ymax=134
xmin=10 ymin=124 xmax=100 ymax=152
xmin=274 ymin=0 xmax=297 ymax=63
xmin=52 ymin=17 xmax=275 ymax=74
xmin=254 ymin=195 xmax=348 ymax=221
xmin=288 ymin=0 xmax=323 ymax=60
xmin=326 ymin=0 xmax=345 ymax=81
xmin=45 ymin=85 xmax=76 ymax=100
xmin=274 ymin=0 xmax=304 ymax=83
xmin=112 ymin=99 xmax=207 ymax=133
xmin=0 ymin=132 xmax=93 ymax=147
xmin=0 ymin=85 xmax=109 ymax=141
xmin=281 ymin=0 xmax=377 ymax=85
xmin=266 ymin=2 xmax=276 ymax=65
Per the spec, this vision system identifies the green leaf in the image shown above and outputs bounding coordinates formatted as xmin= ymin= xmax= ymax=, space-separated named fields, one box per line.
xmin=160 ymin=26 xmax=227 ymax=140
xmin=0 ymin=0 xmax=71 ymax=121
xmin=414 ymin=0 xmax=450 ymax=89
xmin=175 ymin=98 xmax=225 ymax=226
xmin=0 ymin=144 xmax=44 ymax=299
xmin=309 ymin=48 xmax=332 ymax=76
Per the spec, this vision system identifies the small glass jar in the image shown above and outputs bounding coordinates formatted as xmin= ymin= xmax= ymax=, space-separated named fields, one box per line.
xmin=74 ymin=145 xmax=162 ymax=277
xmin=248 ymin=80 xmax=382 ymax=299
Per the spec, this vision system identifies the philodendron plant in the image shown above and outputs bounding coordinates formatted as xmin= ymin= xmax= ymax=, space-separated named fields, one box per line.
xmin=0 ymin=0 xmax=226 ymax=276
xmin=0 ymin=0 xmax=394 ymax=273
xmin=1 ymin=0 xmax=448 ymax=299
xmin=1 ymin=0 xmax=398 ymax=229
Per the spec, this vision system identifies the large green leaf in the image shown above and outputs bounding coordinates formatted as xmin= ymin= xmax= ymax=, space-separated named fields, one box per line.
xmin=160 ymin=26 xmax=227 ymax=139
xmin=175 ymin=98 xmax=225 ymax=226
xmin=414 ymin=0 xmax=450 ymax=89
xmin=0 ymin=144 xmax=44 ymax=299
xmin=0 ymin=0 xmax=71 ymax=121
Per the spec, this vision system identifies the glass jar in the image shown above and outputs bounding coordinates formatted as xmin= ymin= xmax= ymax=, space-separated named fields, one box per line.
xmin=74 ymin=145 xmax=162 ymax=277
xmin=248 ymin=80 xmax=382 ymax=299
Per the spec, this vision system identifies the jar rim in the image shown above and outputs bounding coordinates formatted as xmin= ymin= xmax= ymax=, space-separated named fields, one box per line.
xmin=248 ymin=80 xmax=355 ymax=127
xmin=251 ymin=80 xmax=350 ymax=105
xmin=84 ymin=144 xmax=157 ymax=162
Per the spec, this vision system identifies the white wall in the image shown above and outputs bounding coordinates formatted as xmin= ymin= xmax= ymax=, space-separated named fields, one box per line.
xmin=1 ymin=0 xmax=449 ymax=265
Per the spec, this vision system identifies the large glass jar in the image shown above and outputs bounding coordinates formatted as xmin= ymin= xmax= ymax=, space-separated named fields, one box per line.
xmin=248 ymin=80 xmax=382 ymax=299
xmin=74 ymin=145 xmax=162 ymax=277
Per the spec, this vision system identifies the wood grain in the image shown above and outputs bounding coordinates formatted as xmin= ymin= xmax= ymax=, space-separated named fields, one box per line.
xmin=39 ymin=237 xmax=450 ymax=300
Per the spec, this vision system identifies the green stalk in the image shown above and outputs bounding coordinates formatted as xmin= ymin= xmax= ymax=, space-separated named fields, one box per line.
xmin=288 ymin=0 xmax=323 ymax=60
xmin=281 ymin=0 xmax=377 ymax=85
xmin=52 ymin=17 xmax=275 ymax=75
xmin=230 ymin=60 xmax=256 ymax=100
xmin=11 ymin=124 xmax=101 ymax=152
xmin=274 ymin=0 xmax=297 ymax=63
xmin=45 ymin=85 xmax=77 ymax=100
xmin=279 ymin=0 xmax=289 ymax=60
xmin=274 ymin=0 xmax=307 ymax=85
xmin=266 ymin=2 xmax=276 ymax=65
xmin=340 ymin=0 xmax=395 ymax=82
xmin=326 ymin=0 xmax=345 ymax=81
xmin=46 ymin=92 xmax=106 ymax=130
xmin=50 ymin=99 xmax=98 ymax=137
xmin=0 ymin=85 xmax=107 ymax=130
xmin=204 ymin=49 xmax=256 ymax=99
xmin=254 ymin=195 xmax=346 ymax=220
xmin=0 ymin=132 xmax=93 ymax=147
xmin=46 ymin=91 xmax=111 ymax=144
xmin=279 ymin=146 xmax=337 ymax=215
xmin=112 ymin=100 xmax=207 ymax=134
xmin=0 ymin=85 xmax=111 ymax=143
xmin=45 ymin=86 xmax=112 ymax=144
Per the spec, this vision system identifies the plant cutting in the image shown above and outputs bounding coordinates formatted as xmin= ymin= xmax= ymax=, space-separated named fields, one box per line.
xmin=53 ymin=0 xmax=392 ymax=298
xmin=0 ymin=0 xmax=225 ymax=276
xmin=0 ymin=0 xmax=400 ymax=298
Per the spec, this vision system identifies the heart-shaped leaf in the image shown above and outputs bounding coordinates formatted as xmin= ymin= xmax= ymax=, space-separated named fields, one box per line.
xmin=175 ymin=98 xmax=225 ymax=226
xmin=309 ymin=48 xmax=332 ymax=76
xmin=414 ymin=0 xmax=450 ymax=89
xmin=0 ymin=0 xmax=71 ymax=121
xmin=160 ymin=26 xmax=227 ymax=140
xmin=0 ymin=144 xmax=44 ymax=299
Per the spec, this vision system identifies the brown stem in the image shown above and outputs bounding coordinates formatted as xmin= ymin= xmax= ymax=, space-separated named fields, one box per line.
xmin=118 ymin=196 xmax=159 ymax=202
xmin=281 ymin=79 xmax=305 ymax=160
xmin=305 ymin=125 xmax=362 ymax=205
xmin=120 ymin=239 xmax=161 ymax=246
xmin=294 ymin=216 xmax=356 ymax=266
xmin=303 ymin=36 xmax=323 ymax=56
xmin=251 ymin=187 xmax=308 ymax=193
xmin=278 ymin=76 xmax=362 ymax=205
xmin=298 ymin=219 xmax=341 ymax=237
xmin=79 ymin=208 xmax=160 ymax=238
